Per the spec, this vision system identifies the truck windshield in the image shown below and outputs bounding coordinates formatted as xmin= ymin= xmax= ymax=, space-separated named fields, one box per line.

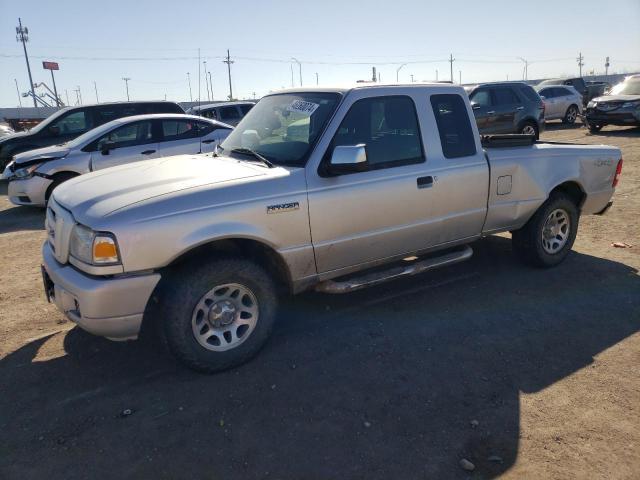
xmin=610 ymin=79 xmax=640 ymax=96
xmin=219 ymin=92 xmax=341 ymax=167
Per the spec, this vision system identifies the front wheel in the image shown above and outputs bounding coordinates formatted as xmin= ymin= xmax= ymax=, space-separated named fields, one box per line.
xmin=158 ymin=257 xmax=278 ymax=373
xmin=588 ymin=122 xmax=603 ymax=132
xmin=519 ymin=121 xmax=539 ymax=139
xmin=512 ymin=192 xmax=579 ymax=268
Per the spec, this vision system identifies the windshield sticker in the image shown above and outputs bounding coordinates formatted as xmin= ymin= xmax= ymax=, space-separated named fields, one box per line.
xmin=286 ymin=100 xmax=320 ymax=116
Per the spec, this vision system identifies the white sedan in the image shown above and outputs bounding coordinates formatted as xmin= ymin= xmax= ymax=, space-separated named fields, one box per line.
xmin=5 ymin=114 xmax=232 ymax=207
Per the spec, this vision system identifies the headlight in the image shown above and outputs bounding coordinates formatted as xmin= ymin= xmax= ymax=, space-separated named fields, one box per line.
xmin=13 ymin=163 xmax=42 ymax=179
xmin=69 ymin=224 xmax=121 ymax=265
xmin=622 ymin=101 xmax=640 ymax=108
xmin=587 ymin=100 xmax=596 ymax=108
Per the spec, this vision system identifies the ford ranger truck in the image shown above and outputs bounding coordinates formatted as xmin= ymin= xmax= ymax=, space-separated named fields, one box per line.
xmin=41 ymin=84 xmax=623 ymax=372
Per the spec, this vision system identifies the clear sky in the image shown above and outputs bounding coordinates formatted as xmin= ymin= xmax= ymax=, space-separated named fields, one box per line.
xmin=1 ymin=0 xmax=639 ymax=107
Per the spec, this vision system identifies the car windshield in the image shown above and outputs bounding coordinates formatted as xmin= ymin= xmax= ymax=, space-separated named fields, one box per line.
xmin=27 ymin=108 xmax=71 ymax=133
xmin=609 ymin=79 xmax=640 ymax=96
xmin=219 ymin=92 xmax=341 ymax=167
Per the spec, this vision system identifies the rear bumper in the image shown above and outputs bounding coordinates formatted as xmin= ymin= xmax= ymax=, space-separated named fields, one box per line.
xmin=594 ymin=201 xmax=613 ymax=216
xmin=42 ymin=242 xmax=161 ymax=340
xmin=8 ymin=176 xmax=51 ymax=206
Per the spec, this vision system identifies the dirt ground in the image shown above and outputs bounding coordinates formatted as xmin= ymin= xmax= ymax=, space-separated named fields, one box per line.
xmin=0 ymin=123 xmax=638 ymax=480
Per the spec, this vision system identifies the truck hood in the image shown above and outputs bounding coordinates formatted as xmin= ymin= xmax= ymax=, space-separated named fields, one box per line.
xmin=13 ymin=144 xmax=71 ymax=166
xmin=591 ymin=94 xmax=640 ymax=103
xmin=53 ymin=154 xmax=278 ymax=221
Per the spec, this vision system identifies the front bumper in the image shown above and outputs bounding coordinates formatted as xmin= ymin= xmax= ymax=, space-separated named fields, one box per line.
xmin=42 ymin=242 xmax=161 ymax=340
xmin=585 ymin=107 xmax=640 ymax=126
xmin=8 ymin=176 xmax=52 ymax=206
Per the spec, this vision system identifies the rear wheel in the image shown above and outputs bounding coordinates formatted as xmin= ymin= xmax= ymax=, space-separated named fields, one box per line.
xmin=512 ymin=192 xmax=579 ymax=268
xmin=519 ymin=121 xmax=539 ymax=139
xmin=158 ymin=257 xmax=278 ymax=373
xmin=562 ymin=105 xmax=579 ymax=124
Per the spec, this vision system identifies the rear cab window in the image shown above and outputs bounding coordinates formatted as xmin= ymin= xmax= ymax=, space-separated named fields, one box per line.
xmin=430 ymin=94 xmax=477 ymax=159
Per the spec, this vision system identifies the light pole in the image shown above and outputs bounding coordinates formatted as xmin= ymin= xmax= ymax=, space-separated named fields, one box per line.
xmin=208 ymin=71 xmax=213 ymax=100
xmin=122 ymin=77 xmax=131 ymax=101
xmin=14 ymin=79 xmax=22 ymax=107
xmin=16 ymin=18 xmax=37 ymax=108
xmin=436 ymin=69 xmax=438 ymax=82
xmin=410 ymin=74 xmax=414 ymax=83
xmin=203 ymin=61 xmax=211 ymax=101
xmin=315 ymin=72 xmax=319 ymax=85
xmin=223 ymin=49 xmax=234 ymax=100
xmin=291 ymin=57 xmax=302 ymax=86
xmin=517 ymin=57 xmax=529 ymax=81
xmin=187 ymin=72 xmax=193 ymax=102
xmin=93 ymin=81 xmax=99 ymax=103
xmin=76 ymin=85 xmax=82 ymax=105
xmin=396 ymin=63 xmax=407 ymax=82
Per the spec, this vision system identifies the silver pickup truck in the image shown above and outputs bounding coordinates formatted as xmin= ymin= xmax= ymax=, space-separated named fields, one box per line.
xmin=41 ymin=84 xmax=623 ymax=372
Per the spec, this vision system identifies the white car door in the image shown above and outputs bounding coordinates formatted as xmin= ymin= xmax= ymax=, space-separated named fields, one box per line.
xmin=89 ymin=120 xmax=159 ymax=171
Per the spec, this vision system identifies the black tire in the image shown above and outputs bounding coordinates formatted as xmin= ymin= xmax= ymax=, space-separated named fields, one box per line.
xmin=588 ymin=123 xmax=603 ymax=132
xmin=512 ymin=192 xmax=579 ymax=268
xmin=45 ymin=172 xmax=78 ymax=203
xmin=562 ymin=105 xmax=579 ymax=125
xmin=158 ymin=257 xmax=278 ymax=373
xmin=519 ymin=121 xmax=539 ymax=139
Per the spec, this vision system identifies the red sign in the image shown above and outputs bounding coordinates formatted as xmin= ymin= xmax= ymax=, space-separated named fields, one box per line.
xmin=42 ymin=61 xmax=59 ymax=71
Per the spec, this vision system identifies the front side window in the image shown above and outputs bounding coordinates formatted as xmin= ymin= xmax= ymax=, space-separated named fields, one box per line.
xmin=331 ymin=95 xmax=423 ymax=169
xmin=51 ymin=111 xmax=90 ymax=135
xmin=96 ymin=121 xmax=153 ymax=150
xmin=161 ymin=119 xmax=199 ymax=141
xmin=430 ymin=94 xmax=477 ymax=159
xmin=470 ymin=89 xmax=492 ymax=107
xmin=220 ymin=92 xmax=341 ymax=166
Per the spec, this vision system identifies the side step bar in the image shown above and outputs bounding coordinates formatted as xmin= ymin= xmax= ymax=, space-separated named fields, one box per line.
xmin=315 ymin=245 xmax=473 ymax=294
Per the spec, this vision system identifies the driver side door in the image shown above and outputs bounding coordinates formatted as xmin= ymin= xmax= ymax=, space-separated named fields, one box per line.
xmin=89 ymin=120 xmax=159 ymax=171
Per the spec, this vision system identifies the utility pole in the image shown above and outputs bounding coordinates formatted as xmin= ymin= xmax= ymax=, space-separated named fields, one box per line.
xmin=14 ymin=79 xmax=23 ymax=107
xmin=372 ymin=67 xmax=377 ymax=82
xmin=396 ymin=63 xmax=407 ymax=82
xmin=517 ymin=57 xmax=529 ymax=80
xmin=290 ymin=64 xmax=294 ymax=87
xmin=122 ymin=77 xmax=131 ymax=101
xmin=223 ymin=49 xmax=234 ymax=100
xmin=449 ymin=53 xmax=455 ymax=83
xmin=65 ymin=89 xmax=70 ymax=106
xmin=435 ymin=69 xmax=438 ymax=82
xmin=577 ymin=52 xmax=584 ymax=77
xmin=77 ymin=86 xmax=82 ymax=105
xmin=203 ymin=61 xmax=210 ymax=101
xmin=459 ymin=70 xmax=462 ymax=85
xmin=93 ymin=81 xmax=99 ymax=103
xmin=315 ymin=72 xmax=319 ymax=85
xmin=605 ymin=56 xmax=610 ymax=76
xmin=187 ymin=72 xmax=193 ymax=102
xmin=291 ymin=57 xmax=302 ymax=86
xmin=208 ymin=71 xmax=213 ymax=100
xmin=252 ymin=91 xmax=256 ymax=99
xmin=410 ymin=74 xmax=414 ymax=83
xmin=16 ymin=18 xmax=37 ymax=108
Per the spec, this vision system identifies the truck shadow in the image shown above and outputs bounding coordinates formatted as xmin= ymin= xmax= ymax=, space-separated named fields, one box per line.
xmin=1 ymin=236 xmax=639 ymax=479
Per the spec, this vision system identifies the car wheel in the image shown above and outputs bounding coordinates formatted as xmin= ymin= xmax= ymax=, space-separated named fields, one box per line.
xmin=588 ymin=123 xmax=603 ymax=132
xmin=562 ymin=105 xmax=578 ymax=124
xmin=512 ymin=192 xmax=579 ymax=268
xmin=159 ymin=256 xmax=278 ymax=373
xmin=520 ymin=121 xmax=539 ymax=139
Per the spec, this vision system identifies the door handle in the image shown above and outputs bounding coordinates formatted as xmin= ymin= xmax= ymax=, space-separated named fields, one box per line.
xmin=516 ymin=106 xmax=524 ymax=110
xmin=202 ymin=139 xmax=216 ymax=144
xmin=141 ymin=149 xmax=156 ymax=155
xmin=417 ymin=176 xmax=434 ymax=189
xmin=487 ymin=110 xmax=495 ymax=115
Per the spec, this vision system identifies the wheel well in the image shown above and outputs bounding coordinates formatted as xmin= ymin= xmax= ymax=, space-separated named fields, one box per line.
xmin=165 ymin=238 xmax=293 ymax=294
xmin=45 ymin=171 xmax=80 ymax=200
xmin=551 ymin=181 xmax=586 ymax=209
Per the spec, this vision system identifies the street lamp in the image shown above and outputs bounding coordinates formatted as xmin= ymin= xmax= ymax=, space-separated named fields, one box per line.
xmin=291 ymin=57 xmax=302 ymax=86
xmin=396 ymin=63 xmax=407 ymax=82
xmin=122 ymin=77 xmax=131 ymax=101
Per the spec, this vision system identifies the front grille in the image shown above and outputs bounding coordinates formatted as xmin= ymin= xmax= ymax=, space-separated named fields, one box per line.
xmin=46 ymin=200 xmax=74 ymax=264
xmin=597 ymin=102 xmax=622 ymax=111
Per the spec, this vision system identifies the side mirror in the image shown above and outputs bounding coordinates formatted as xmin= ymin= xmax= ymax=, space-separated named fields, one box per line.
xmin=100 ymin=141 xmax=115 ymax=155
xmin=328 ymin=144 xmax=368 ymax=175
xmin=48 ymin=125 xmax=60 ymax=136
xmin=471 ymin=101 xmax=481 ymax=110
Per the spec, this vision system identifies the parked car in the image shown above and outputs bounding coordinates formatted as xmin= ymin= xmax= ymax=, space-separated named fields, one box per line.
xmin=584 ymin=74 xmax=640 ymax=132
xmin=187 ymin=101 xmax=255 ymax=126
xmin=465 ymin=82 xmax=545 ymax=138
xmin=0 ymin=101 xmax=184 ymax=171
xmin=6 ymin=114 xmax=232 ymax=206
xmin=0 ymin=122 xmax=15 ymax=138
xmin=41 ymin=84 xmax=621 ymax=372
xmin=537 ymin=77 xmax=607 ymax=106
xmin=535 ymin=85 xmax=583 ymax=124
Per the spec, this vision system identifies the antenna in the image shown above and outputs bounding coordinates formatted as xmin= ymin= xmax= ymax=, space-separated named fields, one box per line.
xmin=198 ymin=48 xmax=202 ymax=154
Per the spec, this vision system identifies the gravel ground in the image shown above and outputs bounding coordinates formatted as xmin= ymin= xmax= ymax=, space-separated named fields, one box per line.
xmin=0 ymin=123 xmax=638 ymax=479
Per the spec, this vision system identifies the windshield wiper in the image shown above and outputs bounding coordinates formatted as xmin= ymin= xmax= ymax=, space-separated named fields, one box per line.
xmin=229 ymin=147 xmax=275 ymax=168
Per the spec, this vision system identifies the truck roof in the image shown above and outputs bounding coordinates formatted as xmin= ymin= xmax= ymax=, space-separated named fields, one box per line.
xmin=270 ymin=83 xmax=467 ymax=96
